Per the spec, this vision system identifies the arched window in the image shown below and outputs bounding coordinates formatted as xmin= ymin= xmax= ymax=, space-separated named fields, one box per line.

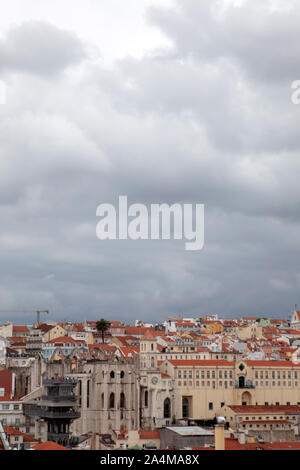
xmin=145 ymin=390 xmax=148 ymax=407
xmin=101 ymin=392 xmax=104 ymax=408
xmin=120 ymin=371 xmax=125 ymax=379
xmin=120 ymin=392 xmax=125 ymax=409
xmin=239 ymin=376 xmax=245 ymax=389
xmin=110 ymin=371 xmax=115 ymax=379
xmin=164 ymin=398 xmax=171 ymax=418
xmin=182 ymin=398 xmax=189 ymax=418
xmin=87 ymin=380 xmax=90 ymax=408
xmin=78 ymin=380 xmax=82 ymax=406
xmin=109 ymin=392 xmax=115 ymax=409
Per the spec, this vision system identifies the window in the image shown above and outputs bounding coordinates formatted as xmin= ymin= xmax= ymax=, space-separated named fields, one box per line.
xmin=87 ymin=380 xmax=90 ymax=408
xmin=209 ymin=402 xmax=213 ymax=410
xmin=182 ymin=398 xmax=189 ymax=418
xmin=120 ymin=393 xmax=125 ymax=409
xmin=164 ymin=398 xmax=171 ymax=419
xmin=145 ymin=391 xmax=148 ymax=407
xmin=109 ymin=393 xmax=115 ymax=409
xmin=110 ymin=371 xmax=115 ymax=379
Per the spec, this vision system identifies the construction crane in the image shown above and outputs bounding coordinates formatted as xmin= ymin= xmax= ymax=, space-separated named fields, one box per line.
xmin=162 ymin=315 xmax=181 ymax=321
xmin=0 ymin=309 xmax=49 ymax=324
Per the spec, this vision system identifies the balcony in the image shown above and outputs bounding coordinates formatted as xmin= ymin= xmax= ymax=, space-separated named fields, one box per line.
xmin=234 ymin=379 xmax=255 ymax=389
xmin=41 ymin=395 xmax=77 ymax=403
xmin=43 ymin=378 xmax=78 ymax=387
xmin=23 ymin=405 xmax=80 ymax=420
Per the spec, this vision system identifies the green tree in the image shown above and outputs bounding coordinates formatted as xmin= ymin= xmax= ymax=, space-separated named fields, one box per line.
xmin=96 ymin=318 xmax=111 ymax=343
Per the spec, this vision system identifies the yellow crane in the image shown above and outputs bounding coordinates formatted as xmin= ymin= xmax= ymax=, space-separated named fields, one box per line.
xmin=0 ymin=309 xmax=49 ymax=324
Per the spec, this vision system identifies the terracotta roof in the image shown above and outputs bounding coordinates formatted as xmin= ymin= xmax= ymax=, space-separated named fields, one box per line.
xmin=3 ymin=426 xmax=39 ymax=442
xmin=46 ymin=336 xmax=83 ymax=344
xmin=8 ymin=336 xmax=27 ymax=344
xmin=228 ymin=405 xmax=300 ymax=414
xmin=138 ymin=430 xmax=160 ymax=439
xmin=246 ymin=360 xmax=300 ymax=367
xmin=36 ymin=323 xmax=54 ymax=333
xmin=0 ymin=370 xmax=13 ymax=399
xmin=194 ymin=439 xmax=300 ymax=451
xmin=89 ymin=344 xmax=116 ymax=352
xmin=141 ymin=329 xmax=157 ymax=341
xmin=12 ymin=325 xmax=29 ymax=332
xmin=118 ymin=346 xmax=139 ymax=359
xmin=73 ymin=323 xmax=85 ymax=332
xmin=32 ymin=441 xmax=69 ymax=450
xmin=124 ymin=326 xmax=154 ymax=336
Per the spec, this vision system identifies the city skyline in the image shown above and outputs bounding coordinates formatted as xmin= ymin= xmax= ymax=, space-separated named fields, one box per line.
xmin=0 ymin=0 xmax=300 ymax=324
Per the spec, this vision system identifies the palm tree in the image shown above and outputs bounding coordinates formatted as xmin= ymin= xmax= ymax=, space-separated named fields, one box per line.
xmin=96 ymin=318 xmax=111 ymax=343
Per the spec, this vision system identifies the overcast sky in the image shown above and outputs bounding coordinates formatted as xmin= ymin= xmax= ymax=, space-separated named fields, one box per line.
xmin=0 ymin=0 xmax=300 ymax=325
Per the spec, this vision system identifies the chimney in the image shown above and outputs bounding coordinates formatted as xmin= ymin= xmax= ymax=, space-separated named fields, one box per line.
xmin=91 ymin=433 xmax=100 ymax=450
xmin=215 ymin=417 xmax=225 ymax=450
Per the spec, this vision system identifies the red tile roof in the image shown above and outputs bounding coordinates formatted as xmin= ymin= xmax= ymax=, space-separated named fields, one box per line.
xmin=32 ymin=441 xmax=69 ymax=450
xmin=228 ymin=405 xmax=300 ymax=414
xmin=12 ymin=325 xmax=29 ymax=333
xmin=141 ymin=329 xmax=157 ymax=341
xmin=3 ymin=426 xmax=39 ymax=442
xmin=138 ymin=430 xmax=160 ymax=439
xmin=124 ymin=326 xmax=155 ymax=336
xmin=194 ymin=439 xmax=300 ymax=451
xmin=246 ymin=360 xmax=300 ymax=367
xmin=0 ymin=370 xmax=13 ymax=400
xmin=46 ymin=336 xmax=83 ymax=344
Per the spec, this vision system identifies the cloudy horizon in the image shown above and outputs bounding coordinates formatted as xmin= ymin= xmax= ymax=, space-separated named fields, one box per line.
xmin=0 ymin=0 xmax=300 ymax=325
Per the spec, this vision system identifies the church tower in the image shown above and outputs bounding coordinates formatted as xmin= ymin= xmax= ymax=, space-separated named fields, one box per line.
xmin=140 ymin=329 xmax=157 ymax=370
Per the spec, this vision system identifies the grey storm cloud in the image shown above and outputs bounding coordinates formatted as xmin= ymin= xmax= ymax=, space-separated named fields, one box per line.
xmin=0 ymin=20 xmax=87 ymax=76
xmin=0 ymin=0 xmax=300 ymax=324
xmin=147 ymin=0 xmax=300 ymax=83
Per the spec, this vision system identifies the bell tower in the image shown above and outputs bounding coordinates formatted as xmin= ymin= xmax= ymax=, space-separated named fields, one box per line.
xmin=140 ymin=329 xmax=157 ymax=370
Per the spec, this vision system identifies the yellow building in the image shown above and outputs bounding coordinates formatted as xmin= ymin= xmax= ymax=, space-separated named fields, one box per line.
xmin=39 ymin=323 xmax=68 ymax=343
xmin=158 ymin=358 xmax=300 ymax=422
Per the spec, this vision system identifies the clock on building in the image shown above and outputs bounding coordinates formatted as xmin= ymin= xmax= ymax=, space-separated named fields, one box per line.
xmin=151 ymin=376 xmax=158 ymax=385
